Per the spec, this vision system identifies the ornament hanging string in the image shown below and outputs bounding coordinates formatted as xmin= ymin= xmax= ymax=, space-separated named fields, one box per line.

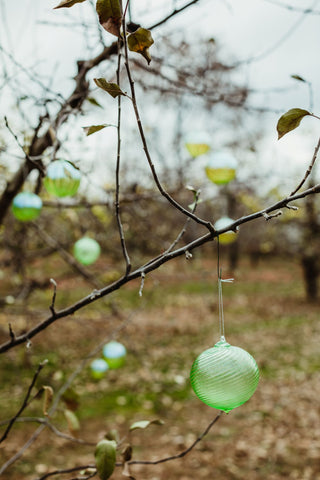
xmin=216 ymin=235 xmax=233 ymax=342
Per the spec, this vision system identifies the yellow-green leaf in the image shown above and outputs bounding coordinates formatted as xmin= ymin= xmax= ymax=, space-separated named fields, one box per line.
xmin=129 ymin=419 xmax=164 ymax=431
xmin=54 ymin=0 xmax=87 ymax=9
xmin=94 ymin=78 xmax=126 ymax=98
xmin=42 ymin=386 xmax=54 ymax=416
xmin=95 ymin=439 xmax=117 ymax=480
xmin=277 ymin=108 xmax=310 ymax=140
xmin=127 ymin=28 xmax=154 ymax=65
xmin=64 ymin=409 xmax=80 ymax=433
xmin=87 ymin=97 xmax=103 ymax=108
xmin=96 ymin=0 xmax=122 ymax=37
xmin=83 ymin=124 xmax=114 ymax=136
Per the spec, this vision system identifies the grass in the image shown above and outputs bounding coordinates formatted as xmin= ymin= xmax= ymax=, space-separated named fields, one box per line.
xmin=0 ymin=256 xmax=319 ymax=480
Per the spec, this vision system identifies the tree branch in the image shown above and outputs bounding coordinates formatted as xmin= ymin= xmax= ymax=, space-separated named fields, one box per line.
xmin=0 ymin=360 xmax=47 ymax=444
xmin=1 ymin=182 xmax=320 ymax=354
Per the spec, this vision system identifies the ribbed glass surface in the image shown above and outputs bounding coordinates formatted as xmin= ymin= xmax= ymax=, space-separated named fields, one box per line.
xmin=190 ymin=339 xmax=259 ymax=413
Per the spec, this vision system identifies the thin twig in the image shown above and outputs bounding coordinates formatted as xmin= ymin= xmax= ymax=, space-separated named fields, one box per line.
xmin=149 ymin=0 xmax=201 ymax=30
xmin=1 ymin=182 xmax=320 ymax=354
xmin=121 ymin=13 xmax=214 ymax=234
xmin=0 ymin=360 xmax=48 ymax=444
xmin=32 ymin=223 xmax=103 ymax=290
xmin=290 ymin=134 xmax=320 ymax=196
xmin=34 ymin=465 xmax=96 ymax=480
xmin=0 ymin=320 xmax=132 ymax=474
xmin=129 ymin=411 xmax=223 ymax=465
xmin=4 ymin=116 xmax=45 ymax=176
xmin=49 ymin=278 xmax=57 ymax=315
xmin=114 ymin=24 xmax=131 ymax=275
xmin=0 ymin=417 xmax=95 ymax=446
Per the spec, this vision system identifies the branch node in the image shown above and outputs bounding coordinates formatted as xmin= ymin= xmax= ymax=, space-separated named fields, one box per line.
xmin=263 ymin=210 xmax=282 ymax=221
xmin=139 ymin=272 xmax=146 ymax=297
xmin=49 ymin=278 xmax=57 ymax=315
xmin=185 ymin=250 xmax=193 ymax=260
xmin=8 ymin=323 xmax=16 ymax=342
xmin=286 ymin=204 xmax=299 ymax=211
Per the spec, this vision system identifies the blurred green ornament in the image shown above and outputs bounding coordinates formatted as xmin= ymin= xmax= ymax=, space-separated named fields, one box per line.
xmin=73 ymin=237 xmax=101 ymax=265
xmin=44 ymin=160 xmax=81 ymax=197
xmin=184 ymin=132 xmax=210 ymax=158
xmin=103 ymin=341 xmax=126 ymax=369
xmin=12 ymin=192 xmax=42 ymax=222
xmin=214 ymin=217 xmax=237 ymax=245
xmin=90 ymin=358 xmax=109 ymax=380
xmin=190 ymin=337 xmax=259 ymax=413
xmin=205 ymin=151 xmax=237 ymax=185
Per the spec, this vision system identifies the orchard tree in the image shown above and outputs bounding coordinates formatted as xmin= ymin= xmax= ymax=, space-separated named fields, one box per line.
xmin=1 ymin=1 xmax=320 ymax=479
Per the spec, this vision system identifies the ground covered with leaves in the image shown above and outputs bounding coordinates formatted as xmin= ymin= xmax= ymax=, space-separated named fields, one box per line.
xmin=0 ymin=255 xmax=319 ymax=480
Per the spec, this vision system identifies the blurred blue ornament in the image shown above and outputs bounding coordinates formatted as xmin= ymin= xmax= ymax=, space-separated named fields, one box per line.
xmin=12 ymin=192 xmax=42 ymax=222
xmin=90 ymin=358 xmax=109 ymax=380
xmin=103 ymin=341 xmax=126 ymax=369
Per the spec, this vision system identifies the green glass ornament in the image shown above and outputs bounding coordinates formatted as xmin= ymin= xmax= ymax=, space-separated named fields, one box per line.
xmin=184 ymin=132 xmax=211 ymax=158
xmin=44 ymin=160 xmax=81 ymax=197
xmin=190 ymin=338 xmax=259 ymax=413
xmin=205 ymin=151 xmax=237 ymax=185
xmin=73 ymin=237 xmax=101 ymax=266
xmin=214 ymin=217 xmax=237 ymax=245
xmin=103 ymin=341 xmax=126 ymax=369
xmin=12 ymin=192 xmax=42 ymax=222
xmin=90 ymin=358 xmax=109 ymax=380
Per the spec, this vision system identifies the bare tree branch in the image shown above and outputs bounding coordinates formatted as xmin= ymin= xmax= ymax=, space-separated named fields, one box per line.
xmin=0 ymin=360 xmax=47 ymax=444
xmin=1 ymin=181 xmax=320 ymax=354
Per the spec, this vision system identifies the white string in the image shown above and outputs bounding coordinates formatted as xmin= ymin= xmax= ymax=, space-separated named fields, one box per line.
xmin=218 ymin=275 xmax=234 ymax=341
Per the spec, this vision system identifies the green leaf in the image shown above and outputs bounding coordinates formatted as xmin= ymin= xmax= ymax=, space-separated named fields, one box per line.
xmin=291 ymin=74 xmax=306 ymax=83
xmin=95 ymin=439 xmax=117 ymax=480
xmin=127 ymin=28 xmax=154 ymax=65
xmin=129 ymin=419 xmax=164 ymax=431
xmin=87 ymin=97 xmax=103 ymax=108
xmin=94 ymin=78 xmax=126 ymax=98
xmin=96 ymin=0 xmax=122 ymax=37
xmin=54 ymin=0 xmax=87 ymax=9
xmin=276 ymin=108 xmax=311 ymax=140
xmin=42 ymin=386 xmax=54 ymax=416
xmin=64 ymin=409 xmax=80 ymax=433
xmin=83 ymin=124 xmax=114 ymax=136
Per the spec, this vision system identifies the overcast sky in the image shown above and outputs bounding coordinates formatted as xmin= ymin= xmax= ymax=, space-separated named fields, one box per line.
xmin=1 ymin=0 xmax=320 ymax=191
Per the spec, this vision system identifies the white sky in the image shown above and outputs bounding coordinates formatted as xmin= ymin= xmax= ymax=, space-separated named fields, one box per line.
xmin=1 ymin=0 xmax=320 ymax=193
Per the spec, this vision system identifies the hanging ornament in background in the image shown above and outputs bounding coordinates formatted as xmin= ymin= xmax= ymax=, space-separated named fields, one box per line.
xmin=214 ymin=217 xmax=237 ymax=245
xmin=184 ymin=131 xmax=211 ymax=158
xmin=90 ymin=358 xmax=109 ymax=380
xmin=73 ymin=237 xmax=101 ymax=265
xmin=44 ymin=160 xmax=81 ymax=197
xmin=103 ymin=341 xmax=127 ymax=369
xmin=12 ymin=192 xmax=43 ymax=222
xmin=205 ymin=151 xmax=237 ymax=185
xmin=190 ymin=337 xmax=259 ymax=412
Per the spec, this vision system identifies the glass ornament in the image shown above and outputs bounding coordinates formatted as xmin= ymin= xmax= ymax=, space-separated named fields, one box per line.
xmin=12 ymin=192 xmax=42 ymax=222
xmin=214 ymin=217 xmax=237 ymax=245
xmin=44 ymin=160 xmax=81 ymax=197
xmin=184 ymin=132 xmax=211 ymax=158
xmin=103 ymin=341 xmax=126 ymax=369
xmin=205 ymin=151 xmax=237 ymax=185
xmin=73 ymin=237 xmax=101 ymax=265
xmin=90 ymin=358 xmax=109 ymax=380
xmin=190 ymin=337 xmax=259 ymax=412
